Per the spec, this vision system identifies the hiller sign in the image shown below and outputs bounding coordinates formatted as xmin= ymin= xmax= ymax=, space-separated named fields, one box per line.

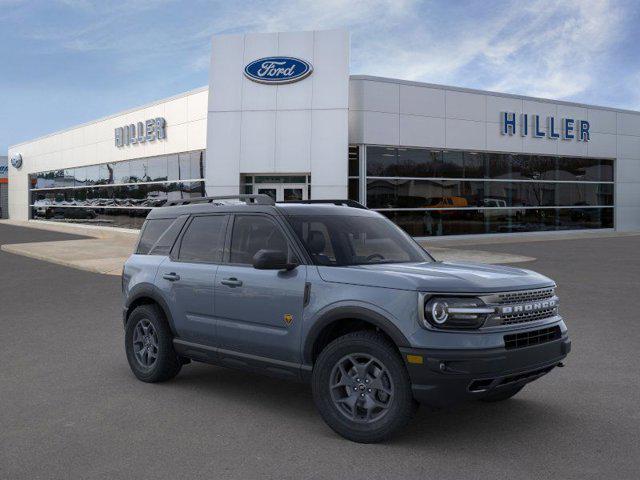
xmin=115 ymin=117 xmax=166 ymax=147
xmin=500 ymin=112 xmax=590 ymax=142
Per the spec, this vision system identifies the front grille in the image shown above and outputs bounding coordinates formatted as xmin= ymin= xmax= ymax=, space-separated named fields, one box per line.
xmin=482 ymin=287 xmax=559 ymax=326
xmin=497 ymin=287 xmax=555 ymax=305
xmin=501 ymin=307 xmax=557 ymax=325
xmin=504 ymin=326 xmax=561 ymax=350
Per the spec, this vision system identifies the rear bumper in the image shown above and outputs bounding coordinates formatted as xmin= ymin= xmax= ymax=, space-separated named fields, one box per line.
xmin=400 ymin=334 xmax=571 ymax=407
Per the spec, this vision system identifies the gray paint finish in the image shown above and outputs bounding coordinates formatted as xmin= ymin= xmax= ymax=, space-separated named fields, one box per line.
xmin=124 ymin=203 xmax=565 ymax=378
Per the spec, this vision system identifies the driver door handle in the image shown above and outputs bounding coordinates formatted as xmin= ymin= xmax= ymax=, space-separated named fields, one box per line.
xmin=221 ymin=277 xmax=243 ymax=287
xmin=162 ymin=272 xmax=180 ymax=282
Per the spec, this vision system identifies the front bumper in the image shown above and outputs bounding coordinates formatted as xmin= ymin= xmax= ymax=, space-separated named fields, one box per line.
xmin=400 ymin=333 xmax=571 ymax=407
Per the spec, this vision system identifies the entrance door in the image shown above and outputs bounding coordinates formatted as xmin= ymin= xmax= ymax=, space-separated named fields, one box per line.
xmin=255 ymin=183 xmax=308 ymax=202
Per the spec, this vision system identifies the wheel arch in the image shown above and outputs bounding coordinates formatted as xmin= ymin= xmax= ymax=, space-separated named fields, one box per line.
xmin=124 ymin=284 xmax=176 ymax=336
xmin=303 ymin=306 xmax=411 ymax=365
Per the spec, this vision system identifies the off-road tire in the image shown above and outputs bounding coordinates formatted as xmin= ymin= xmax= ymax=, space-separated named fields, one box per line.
xmin=125 ymin=304 xmax=182 ymax=383
xmin=312 ymin=330 xmax=417 ymax=443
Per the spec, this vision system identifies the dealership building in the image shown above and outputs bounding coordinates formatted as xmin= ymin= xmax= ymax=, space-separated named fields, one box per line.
xmin=7 ymin=29 xmax=640 ymax=236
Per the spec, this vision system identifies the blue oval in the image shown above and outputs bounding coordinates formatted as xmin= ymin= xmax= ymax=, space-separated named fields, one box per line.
xmin=244 ymin=56 xmax=313 ymax=84
xmin=10 ymin=153 xmax=23 ymax=169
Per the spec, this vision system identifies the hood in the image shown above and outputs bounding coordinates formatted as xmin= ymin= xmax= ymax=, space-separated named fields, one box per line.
xmin=316 ymin=261 xmax=554 ymax=293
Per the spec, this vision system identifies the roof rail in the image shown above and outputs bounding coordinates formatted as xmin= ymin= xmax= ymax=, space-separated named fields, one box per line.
xmin=282 ymin=199 xmax=368 ymax=209
xmin=164 ymin=194 xmax=275 ymax=207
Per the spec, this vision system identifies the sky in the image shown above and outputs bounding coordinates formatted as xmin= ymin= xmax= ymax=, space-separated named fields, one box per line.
xmin=2 ymin=0 xmax=640 ymax=153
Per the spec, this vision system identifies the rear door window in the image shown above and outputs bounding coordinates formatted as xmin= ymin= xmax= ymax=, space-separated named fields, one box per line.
xmin=136 ymin=218 xmax=175 ymax=254
xmin=178 ymin=215 xmax=228 ymax=263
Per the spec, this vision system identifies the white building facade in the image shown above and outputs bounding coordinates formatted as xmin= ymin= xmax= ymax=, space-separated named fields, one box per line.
xmin=7 ymin=29 xmax=640 ymax=236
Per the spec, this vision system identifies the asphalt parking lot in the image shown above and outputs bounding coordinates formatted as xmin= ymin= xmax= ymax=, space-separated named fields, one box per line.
xmin=1 ymin=223 xmax=639 ymax=480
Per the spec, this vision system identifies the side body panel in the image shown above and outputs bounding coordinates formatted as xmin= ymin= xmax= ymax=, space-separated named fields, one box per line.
xmin=122 ymin=254 xmax=167 ymax=318
xmin=155 ymin=257 xmax=218 ymax=345
xmin=214 ymin=264 xmax=308 ymax=363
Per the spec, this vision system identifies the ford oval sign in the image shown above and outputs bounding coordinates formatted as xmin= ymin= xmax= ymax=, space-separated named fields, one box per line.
xmin=244 ymin=56 xmax=313 ymax=85
xmin=10 ymin=153 xmax=23 ymax=169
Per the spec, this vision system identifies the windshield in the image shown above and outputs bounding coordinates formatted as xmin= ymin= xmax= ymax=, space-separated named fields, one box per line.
xmin=286 ymin=214 xmax=433 ymax=266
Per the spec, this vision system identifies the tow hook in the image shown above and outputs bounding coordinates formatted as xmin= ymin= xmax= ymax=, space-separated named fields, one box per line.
xmin=557 ymin=362 xmax=565 ymax=368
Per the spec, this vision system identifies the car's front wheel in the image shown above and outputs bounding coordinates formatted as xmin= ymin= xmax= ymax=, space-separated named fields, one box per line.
xmin=125 ymin=304 xmax=182 ymax=383
xmin=312 ymin=331 xmax=417 ymax=443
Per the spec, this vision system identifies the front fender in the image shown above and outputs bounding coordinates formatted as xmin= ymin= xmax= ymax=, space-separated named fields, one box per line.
xmin=302 ymin=303 xmax=411 ymax=364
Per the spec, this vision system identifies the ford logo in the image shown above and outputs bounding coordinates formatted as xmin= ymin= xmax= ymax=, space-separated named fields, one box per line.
xmin=244 ymin=56 xmax=313 ymax=85
xmin=10 ymin=153 xmax=23 ymax=169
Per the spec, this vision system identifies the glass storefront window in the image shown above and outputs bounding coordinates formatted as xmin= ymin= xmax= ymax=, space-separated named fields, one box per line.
xmin=148 ymin=156 xmax=168 ymax=182
xmin=380 ymin=207 xmax=613 ymax=237
xmin=367 ymin=179 xmax=614 ymax=210
xmin=348 ymin=146 xmax=360 ymax=177
xmin=365 ymin=146 xmax=615 ymax=236
xmin=348 ymin=179 xmax=359 ymax=203
xmin=129 ymin=158 xmax=148 ymax=183
xmin=29 ymin=150 xmax=206 ymax=229
xmin=111 ymin=161 xmax=130 ymax=184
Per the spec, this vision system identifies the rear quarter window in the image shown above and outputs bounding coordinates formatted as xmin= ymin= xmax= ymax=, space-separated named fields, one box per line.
xmin=136 ymin=218 xmax=175 ymax=254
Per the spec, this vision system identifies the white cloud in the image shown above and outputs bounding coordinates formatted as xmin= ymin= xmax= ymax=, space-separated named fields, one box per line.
xmin=345 ymin=0 xmax=625 ymax=101
xmin=7 ymin=0 xmax=634 ymax=105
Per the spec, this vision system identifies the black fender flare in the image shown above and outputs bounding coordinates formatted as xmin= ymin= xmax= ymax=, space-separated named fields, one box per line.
xmin=302 ymin=305 xmax=411 ymax=364
xmin=124 ymin=283 xmax=177 ymax=336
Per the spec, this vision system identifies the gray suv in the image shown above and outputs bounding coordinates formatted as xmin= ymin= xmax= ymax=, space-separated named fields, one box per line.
xmin=122 ymin=195 xmax=570 ymax=443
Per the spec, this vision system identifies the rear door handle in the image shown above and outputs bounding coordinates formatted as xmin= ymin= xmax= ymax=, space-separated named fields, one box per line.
xmin=162 ymin=272 xmax=180 ymax=282
xmin=221 ymin=277 xmax=243 ymax=287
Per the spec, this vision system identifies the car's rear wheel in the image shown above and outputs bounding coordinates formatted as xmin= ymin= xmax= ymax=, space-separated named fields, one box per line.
xmin=479 ymin=385 xmax=524 ymax=402
xmin=312 ymin=331 xmax=417 ymax=443
xmin=125 ymin=304 xmax=182 ymax=383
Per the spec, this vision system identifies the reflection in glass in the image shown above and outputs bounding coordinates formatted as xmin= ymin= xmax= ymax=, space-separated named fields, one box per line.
xmin=29 ymin=150 xmax=207 ymax=229
xmin=367 ymin=179 xmax=614 ymax=210
xmin=348 ymin=146 xmax=360 ymax=177
xmin=85 ymin=165 xmax=100 ymax=185
xmin=381 ymin=207 xmax=613 ymax=237
xmin=148 ymin=155 xmax=168 ymax=182
xmin=367 ymin=147 xmax=615 ymax=183
xmin=111 ymin=161 xmax=130 ymax=184
xmin=130 ymin=159 xmax=148 ymax=183
xmin=348 ymin=179 xmax=359 ymax=202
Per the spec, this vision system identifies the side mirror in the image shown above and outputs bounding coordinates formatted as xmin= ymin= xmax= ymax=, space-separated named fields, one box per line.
xmin=252 ymin=249 xmax=297 ymax=271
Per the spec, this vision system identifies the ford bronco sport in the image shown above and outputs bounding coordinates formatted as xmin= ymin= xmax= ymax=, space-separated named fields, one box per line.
xmin=122 ymin=195 xmax=570 ymax=443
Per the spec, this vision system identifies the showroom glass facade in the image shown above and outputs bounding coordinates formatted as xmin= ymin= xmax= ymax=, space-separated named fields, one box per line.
xmin=29 ymin=151 xmax=206 ymax=229
xmin=349 ymin=146 xmax=614 ymax=236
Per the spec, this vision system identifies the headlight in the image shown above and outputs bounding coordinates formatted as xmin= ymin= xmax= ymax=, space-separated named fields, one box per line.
xmin=422 ymin=297 xmax=495 ymax=329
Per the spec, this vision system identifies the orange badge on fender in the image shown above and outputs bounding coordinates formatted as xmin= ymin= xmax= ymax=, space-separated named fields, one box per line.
xmin=284 ymin=314 xmax=293 ymax=325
